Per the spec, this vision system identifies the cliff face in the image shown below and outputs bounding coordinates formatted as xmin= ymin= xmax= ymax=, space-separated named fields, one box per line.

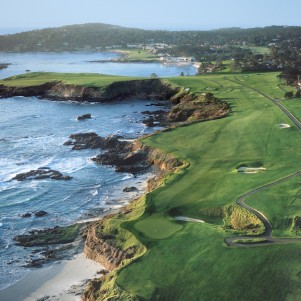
xmin=84 ymin=224 xmax=133 ymax=270
xmin=0 ymin=82 xmax=58 ymax=98
xmin=0 ymin=79 xmax=179 ymax=102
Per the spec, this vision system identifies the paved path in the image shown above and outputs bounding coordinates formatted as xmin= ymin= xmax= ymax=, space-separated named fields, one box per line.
xmin=222 ymin=77 xmax=301 ymax=247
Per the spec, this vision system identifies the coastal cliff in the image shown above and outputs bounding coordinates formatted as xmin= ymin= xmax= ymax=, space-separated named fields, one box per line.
xmin=84 ymin=221 xmax=135 ymax=270
xmin=0 ymin=78 xmax=179 ymax=102
xmin=83 ymin=143 xmax=187 ymax=301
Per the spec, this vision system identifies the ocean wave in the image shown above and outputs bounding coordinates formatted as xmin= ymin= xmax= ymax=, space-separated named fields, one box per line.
xmin=91 ymin=189 xmax=98 ymax=197
xmin=0 ymin=157 xmax=55 ymax=182
xmin=50 ymin=156 xmax=92 ymax=174
xmin=121 ymin=174 xmax=134 ymax=180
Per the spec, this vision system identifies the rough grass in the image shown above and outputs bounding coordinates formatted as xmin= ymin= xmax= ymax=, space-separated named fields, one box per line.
xmin=233 ymin=238 xmax=268 ymax=244
xmin=223 ymin=204 xmax=265 ymax=235
xmin=291 ymin=216 xmax=301 ymax=235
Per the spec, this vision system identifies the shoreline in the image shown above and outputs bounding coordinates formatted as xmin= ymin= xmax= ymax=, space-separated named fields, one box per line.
xmin=0 ymin=253 xmax=104 ymax=301
xmin=0 ymin=159 xmax=154 ymax=299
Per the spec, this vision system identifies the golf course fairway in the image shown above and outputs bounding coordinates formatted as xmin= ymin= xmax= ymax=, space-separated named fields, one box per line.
xmin=112 ymin=73 xmax=301 ymax=300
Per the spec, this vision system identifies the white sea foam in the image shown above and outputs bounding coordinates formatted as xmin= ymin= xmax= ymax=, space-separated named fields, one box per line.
xmin=91 ymin=189 xmax=98 ymax=197
xmin=121 ymin=174 xmax=134 ymax=180
xmin=50 ymin=156 xmax=90 ymax=174
xmin=1 ymin=157 xmax=55 ymax=182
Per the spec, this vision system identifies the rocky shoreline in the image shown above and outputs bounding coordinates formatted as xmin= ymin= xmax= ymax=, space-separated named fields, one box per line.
xmin=0 ymin=78 xmax=178 ymax=102
xmin=6 ymin=79 xmax=230 ymax=300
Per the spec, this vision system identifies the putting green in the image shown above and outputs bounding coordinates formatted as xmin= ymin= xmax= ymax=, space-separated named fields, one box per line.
xmin=134 ymin=216 xmax=183 ymax=239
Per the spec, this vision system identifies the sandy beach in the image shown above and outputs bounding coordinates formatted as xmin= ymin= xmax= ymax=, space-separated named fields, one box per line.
xmin=0 ymin=253 xmax=104 ymax=301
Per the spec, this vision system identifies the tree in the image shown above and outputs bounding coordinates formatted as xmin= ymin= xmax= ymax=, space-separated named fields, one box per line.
xmin=180 ymin=72 xmax=185 ymax=76
xmin=150 ymin=73 xmax=158 ymax=79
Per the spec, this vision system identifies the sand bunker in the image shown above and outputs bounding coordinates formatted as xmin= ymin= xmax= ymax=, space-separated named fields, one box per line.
xmin=174 ymin=216 xmax=205 ymax=223
xmin=278 ymin=123 xmax=291 ymax=129
xmin=237 ymin=166 xmax=266 ymax=174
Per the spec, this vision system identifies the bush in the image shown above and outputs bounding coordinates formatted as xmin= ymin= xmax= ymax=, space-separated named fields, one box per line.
xmin=285 ymin=91 xmax=294 ymax=98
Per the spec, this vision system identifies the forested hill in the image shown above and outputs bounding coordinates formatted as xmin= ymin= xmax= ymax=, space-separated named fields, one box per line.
xmin=0 ymin=23 xmax=300 ymax=52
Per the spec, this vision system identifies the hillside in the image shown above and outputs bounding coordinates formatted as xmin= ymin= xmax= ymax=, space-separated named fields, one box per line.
xmin=0 ymin=23 xmax=301 ymax=53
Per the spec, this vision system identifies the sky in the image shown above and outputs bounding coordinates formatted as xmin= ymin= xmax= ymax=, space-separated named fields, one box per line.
xmin=1 ymin=0 xmax=300 ymax=33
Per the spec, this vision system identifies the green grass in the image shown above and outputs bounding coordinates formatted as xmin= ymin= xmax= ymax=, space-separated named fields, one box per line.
xmin=0 ymin=72 xmax=145 ymax=87
xmin=134 ymin=214 xmax=183 ymax=240
xmin=117 ymin=224 xmax=301 ymax=301
xmin=115 ymin=49 xmax=160 ymax=62
xmin=113 ymin=73 xmax=301 ymax=300
xmin=236 ymin=45 xmax=270 ymax=55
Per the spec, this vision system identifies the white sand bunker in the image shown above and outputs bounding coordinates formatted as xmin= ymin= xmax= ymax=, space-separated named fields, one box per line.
xmin=278 ymin=123 xmax=291 ymax=129
xmin=174 ymin=216 xmax=205 ymax=223
xmin=237 ymin=166 xmax=266 ymax=174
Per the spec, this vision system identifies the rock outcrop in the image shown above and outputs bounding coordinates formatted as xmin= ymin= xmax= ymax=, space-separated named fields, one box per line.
xmin=64 ymin=133 xmax=106 ymax=150
xmin=77 ymin=113 xmax=92 ymax=121
xmin=123 ymin=187 xmax=138 ymax=192
xmin=0 ymin=63 xmax=10 ymax=70
xmin=11 ymin=167 xmax=73 ymax=181
xmin=91 ymin=139 xmax=151 ymax=174
xmin=168 ymin=92 xmax=230 ymax=123
xmin=64 ymin=132 xmax=152 ymax=174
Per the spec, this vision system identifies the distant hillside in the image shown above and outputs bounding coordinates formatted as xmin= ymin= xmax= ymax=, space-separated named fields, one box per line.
xmin=0 ymin=23 xmax=300 ymax=52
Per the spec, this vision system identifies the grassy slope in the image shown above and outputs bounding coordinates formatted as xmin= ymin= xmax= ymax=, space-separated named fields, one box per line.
xmin=115 ymin=73 xmax=301 ymax=300
xmin=236 ymin=45 xmax=270 ymax=55
xmin=0 ymin=72 xmax=145 ymax=87
xmin=116 ymin=49 xmax=160 ymax=61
